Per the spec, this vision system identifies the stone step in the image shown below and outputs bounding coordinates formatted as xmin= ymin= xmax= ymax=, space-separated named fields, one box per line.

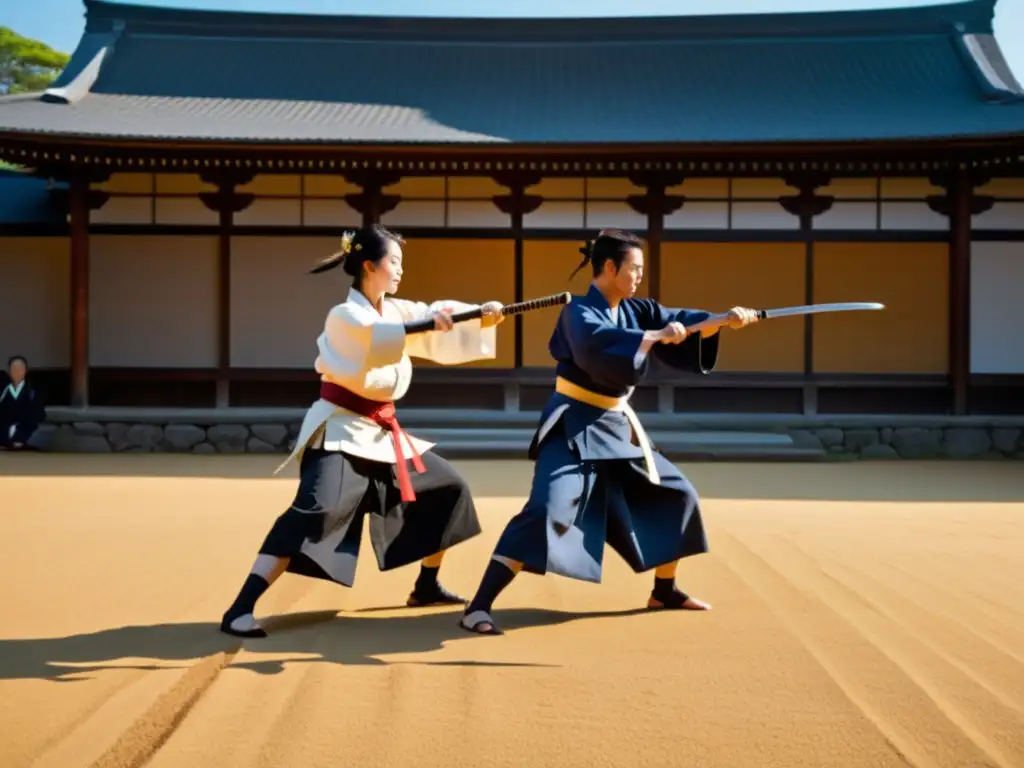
xmin=45 ymin=406 xmax=1024 ymax=431
xmin=412 ymin=428 xmax=826 ymax=461
xmin=414 ymin=427 xmax=793 ymax=445
xmin=431 ymin=444 xmax=826 ymax=461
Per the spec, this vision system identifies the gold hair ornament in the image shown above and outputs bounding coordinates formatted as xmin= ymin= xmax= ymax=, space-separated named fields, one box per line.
xmin=309 ymin=230 xmax=361 ymax=274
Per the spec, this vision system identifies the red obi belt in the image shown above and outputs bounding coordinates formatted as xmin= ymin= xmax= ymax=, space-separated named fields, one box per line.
xmin=319 ymin=381 xmax=426 ymax=503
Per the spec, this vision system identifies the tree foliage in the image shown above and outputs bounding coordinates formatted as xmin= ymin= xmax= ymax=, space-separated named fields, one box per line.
xmin=0 ymin=26 xmax=70 ymax=95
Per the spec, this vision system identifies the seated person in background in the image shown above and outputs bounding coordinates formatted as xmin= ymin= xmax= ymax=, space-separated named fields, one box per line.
xmin=0 ymin=356 xmax=46 ymax=450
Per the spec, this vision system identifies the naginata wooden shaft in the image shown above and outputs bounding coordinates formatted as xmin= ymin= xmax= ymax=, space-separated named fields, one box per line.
xmin=404 ymin=291 xmax=572 ymax=334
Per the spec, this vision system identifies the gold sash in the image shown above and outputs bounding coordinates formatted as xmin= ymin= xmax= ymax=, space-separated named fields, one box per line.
xmin=554 ymin=376 xmax=660 ymax=484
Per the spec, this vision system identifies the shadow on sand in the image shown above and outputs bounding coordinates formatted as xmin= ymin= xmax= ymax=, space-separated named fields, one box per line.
xmin=0 ymin=606 xmax=650 ymax=681
xmin=3 ymin=452 xmax=1024 ymax=502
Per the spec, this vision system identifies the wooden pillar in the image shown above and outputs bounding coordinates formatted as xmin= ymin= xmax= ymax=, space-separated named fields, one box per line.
xmin=781 ymin=174 xmax=833 ymax=416
xmin=54 ymin=169 xmax=109 ymax=408
xmin=344 ymin=172 xmax=401 ymax=225
xmin=951 ymin=173 xmax=972 ymax=415
xmin=69 ymin=172 xmax=90 ymax=408
xmin=626 ymin=175 xmax=684 ymax=412
xmin=493 ymin=173 xmax=542 ymax=369
xmin=216 ymin=206 xmax=231 ymax=407
xmin=627 ymin=174 xmax=685 ymax=304
xmin=200 ymin=173 xmax=254 ymax=407
xmin=928 ymin=170 xmax=992 ymax=415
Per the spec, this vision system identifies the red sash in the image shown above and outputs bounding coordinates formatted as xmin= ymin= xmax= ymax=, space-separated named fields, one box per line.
xmin=318 ymin=381 xmax=426 ymax=503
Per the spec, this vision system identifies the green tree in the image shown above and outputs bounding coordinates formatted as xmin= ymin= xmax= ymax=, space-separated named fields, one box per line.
xmin=0 ymin=27 xmax=70 ymax=95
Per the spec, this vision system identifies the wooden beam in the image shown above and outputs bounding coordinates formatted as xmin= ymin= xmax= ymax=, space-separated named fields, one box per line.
xmin=343 ymin=171 xmax=402 ymax=225
xmin=6 ymin=133 xmax=1023 ymax=167
xmin=950 ymin=173 xmax=973 ymax=415
xmin=627 ymin=173 xmax=685 ymax=304
xmin=215 ymin=208 xmax=232 ymax=406
xmin=927 ymin=171 xmax=994 ymax=415
xmin=199 ymin=171 xmax=254 ymax=406
xmin=781 ymin=174 xmax=834 ymax=416
xmin=493 ymin=173 xmax=542 ymax=368
xmin=69 ymin=172 xmax=90 ymax=407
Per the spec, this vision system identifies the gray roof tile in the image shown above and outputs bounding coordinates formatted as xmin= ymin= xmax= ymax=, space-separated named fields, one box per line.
xmin=1 ymin=0 xmax=1022 ymax=144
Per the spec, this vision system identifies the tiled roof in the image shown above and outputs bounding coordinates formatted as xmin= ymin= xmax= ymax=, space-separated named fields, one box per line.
xmin=0 ymin=0 xmax=1022 ymax=145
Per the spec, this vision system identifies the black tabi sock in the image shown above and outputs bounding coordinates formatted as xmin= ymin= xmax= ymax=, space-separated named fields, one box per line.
xmin=415 ymin=564 xmax=440 ymax=591
xmin=467 ymin=560 xmax=517 ymax=614
xmin=653 ymin=576 xmax=677 ymax=601
xmin=224 ymin=573 xmax=270 ymax=620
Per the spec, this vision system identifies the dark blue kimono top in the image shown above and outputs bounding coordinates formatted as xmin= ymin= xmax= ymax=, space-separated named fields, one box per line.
xmin=531 ymin=284 xmax=720 ymax=461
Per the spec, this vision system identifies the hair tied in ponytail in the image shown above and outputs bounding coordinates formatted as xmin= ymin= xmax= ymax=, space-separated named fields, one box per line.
xmin=569 ymin=239 xmax=594 ymax=280
xmin=309 ymin=230 xmax=363 ymax=274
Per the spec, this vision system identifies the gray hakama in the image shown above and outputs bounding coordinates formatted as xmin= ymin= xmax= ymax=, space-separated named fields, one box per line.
xmin=260 ymin=445 xmax=481 ymax=588
xmin=491 ymin=285 xmax=720 ymax=583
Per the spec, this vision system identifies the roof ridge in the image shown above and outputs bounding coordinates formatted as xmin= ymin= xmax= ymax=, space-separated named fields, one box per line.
xmin=953 ymin=30 xmax=1024 ymax=102
xmin=81 ymin=0 xmax=996 ymax=42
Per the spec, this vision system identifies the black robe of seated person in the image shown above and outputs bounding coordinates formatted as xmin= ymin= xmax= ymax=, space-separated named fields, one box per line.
xmin=0 ymin=381 xmax=46 ymax=448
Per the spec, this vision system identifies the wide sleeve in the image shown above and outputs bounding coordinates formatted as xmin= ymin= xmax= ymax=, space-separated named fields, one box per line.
xmin=390 ymin=298 xmax=497 ymax=366
xmin=650 ymin=306 xmax=720 ymax=375
xmin=562 ymin=302 xmax=650 ymax=389
xmin=314 ymin=303 xmax=407 ymax=380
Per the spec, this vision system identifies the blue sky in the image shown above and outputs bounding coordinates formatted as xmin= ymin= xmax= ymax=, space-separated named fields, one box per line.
xmin=3 ymin=0 xmax=1023 ymax=82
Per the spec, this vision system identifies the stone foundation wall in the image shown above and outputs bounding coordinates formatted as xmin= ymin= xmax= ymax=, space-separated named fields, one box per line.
xmin=787 ymin=426 xmax=1022 ymax=460
xmin=24 ymin=420 xmax=1024 ymax=460
xmin=33 ymin=422 xmax=301 ymax=455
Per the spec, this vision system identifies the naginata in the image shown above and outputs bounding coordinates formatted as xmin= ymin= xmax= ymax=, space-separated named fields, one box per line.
xmin=221 ymin=225 xmax=504 ymax=639
xmin=460 ymin=229 xmax=760 ymax=636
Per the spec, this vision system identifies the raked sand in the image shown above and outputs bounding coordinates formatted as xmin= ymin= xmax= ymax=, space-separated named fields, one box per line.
xmin=1 ymin=455 xmax=1023 ymax=768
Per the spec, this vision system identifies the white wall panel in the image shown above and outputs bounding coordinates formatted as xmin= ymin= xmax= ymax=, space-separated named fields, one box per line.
xmin=302 ymin=199 xmax=361 ymax=228
xmin=0 ymin=238 xmax=70 ymax=367
xmin=92 ymin=197 xmax=154 ymax=225
xmin=880 ymin=202 xmax=948 ymax=231
xmin=448 ymin=200 xmax=509 ymax=228
xmin=813 ymin=202 xmax=878 ymax=230
xmin=731 ymin=202 xmax=799 ymax=230
xmin=970 ymin=242 xmax=1024 ymax=373
xmin=523 ymin=201 xmax=586 ymax=229
xmin=154 ymin=197 xmax=218 ymax=226
xmin=89 ymin=236 xmax=218 ymax=367
xmin=663 ymin=202 xmax=728 ymax=230
xmin=972 ymin=202 xmax=1024 ymax=231
xmin=380 ymin=201 xmax=446 ymax=228
xmin=584 ymin=201 xmax=647 ymax=230
xmin=230 ymin=236 xmax=342 ymax=368
xmin=234 ymin=198 xmax=302 ymax=227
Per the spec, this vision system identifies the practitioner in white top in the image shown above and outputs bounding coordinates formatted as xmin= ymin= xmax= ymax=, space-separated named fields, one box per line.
xmin=221 ymin=225 xmax=504 ymax=638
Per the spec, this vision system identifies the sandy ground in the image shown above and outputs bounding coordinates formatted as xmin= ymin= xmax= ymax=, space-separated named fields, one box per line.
xmin=1 ymin=455 xmax=1023 ymax=768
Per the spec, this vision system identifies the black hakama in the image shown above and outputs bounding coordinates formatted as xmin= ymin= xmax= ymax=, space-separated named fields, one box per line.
xmin=261 ymin=446 xmax=482 ymax=588
xmin=493 ymin=407 xmax=708 ymax=583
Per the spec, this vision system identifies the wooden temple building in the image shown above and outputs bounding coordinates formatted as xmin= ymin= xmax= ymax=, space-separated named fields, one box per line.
xmin=1 ymin=0 xmax=1023 ymax=418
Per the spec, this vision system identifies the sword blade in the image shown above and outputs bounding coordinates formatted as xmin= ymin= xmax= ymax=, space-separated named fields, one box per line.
xmin=760 ymin=302 xmax=885 ymax=319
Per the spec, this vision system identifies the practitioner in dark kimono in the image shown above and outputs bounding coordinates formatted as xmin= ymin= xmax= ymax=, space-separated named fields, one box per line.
xmin=221 ymin=225 xmax=505 ymax=638
xmin=460 ymin=229 xmax=759 ymax=635
xmin=0 ymin=355 xmax=46 ymax=450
